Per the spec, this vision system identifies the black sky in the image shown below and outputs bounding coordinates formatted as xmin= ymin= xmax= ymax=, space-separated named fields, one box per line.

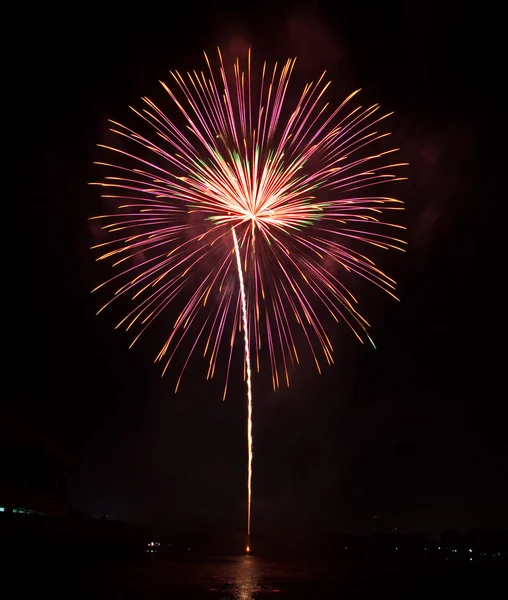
xmin=9 ymin=2 xmax=505 ymax=537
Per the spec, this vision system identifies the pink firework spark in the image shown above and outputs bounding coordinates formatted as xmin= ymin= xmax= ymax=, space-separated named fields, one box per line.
xmin=90 ymin=48 xmax=407 ymax=397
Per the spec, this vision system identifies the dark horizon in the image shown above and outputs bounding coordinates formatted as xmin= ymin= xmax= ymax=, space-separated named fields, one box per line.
xmin=7 ymin=1 xmax=505 ymax=540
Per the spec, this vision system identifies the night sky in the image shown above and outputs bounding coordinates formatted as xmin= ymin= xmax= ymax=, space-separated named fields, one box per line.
xmin=10 ymin=2 xmax=505 ymax=538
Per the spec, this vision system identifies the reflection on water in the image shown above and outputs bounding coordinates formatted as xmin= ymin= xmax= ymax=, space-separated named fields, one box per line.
xmin=232 ymin=555 xmax=282 ymax=599
xmin=232 ymin=555 xmax=260 ymax=599
xmin=210 ymin=555 xmax=283 ymax=598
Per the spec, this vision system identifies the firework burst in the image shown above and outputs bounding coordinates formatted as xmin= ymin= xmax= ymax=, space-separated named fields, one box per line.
xmin=90 ymin=48 xmax=406 ymax=394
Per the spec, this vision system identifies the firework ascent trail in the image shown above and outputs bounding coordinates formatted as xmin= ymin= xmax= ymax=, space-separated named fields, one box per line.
xmin=232 ymin=227 xmax=253 ymax=550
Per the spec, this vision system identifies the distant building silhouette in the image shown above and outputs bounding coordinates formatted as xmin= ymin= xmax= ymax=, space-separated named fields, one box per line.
xmin=373 ymin=515 xmax=382 ymax=535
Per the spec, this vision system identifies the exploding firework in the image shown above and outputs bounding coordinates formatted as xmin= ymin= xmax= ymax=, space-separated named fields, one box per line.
xmin=90 ymin=49 xmax=407 ymax=547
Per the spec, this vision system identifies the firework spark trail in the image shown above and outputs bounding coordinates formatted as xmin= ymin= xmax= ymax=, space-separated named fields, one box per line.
xmin=232 ymin=227 xmax=253 ymax=548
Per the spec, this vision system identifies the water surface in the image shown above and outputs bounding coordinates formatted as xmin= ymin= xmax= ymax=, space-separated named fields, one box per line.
xmin=80 ymin=554 xmax=504 ymax=599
